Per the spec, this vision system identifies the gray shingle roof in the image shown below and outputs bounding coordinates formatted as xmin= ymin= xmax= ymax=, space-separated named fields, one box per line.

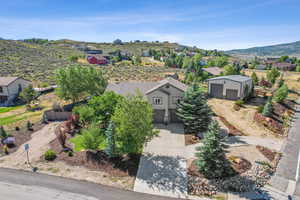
xmin=146 ymin=77 xmax=187 ymax=94
xmin=202 ymin=67 xmax=224 ymax=76
xmin=208 ymin=75 xmax=251 ymax=82
xmin=106 ymin=77 xmax=187 ymax=96
xmin=106 ymin=82 xmax=158 ymax=96
xmin=0 ymin=77 xmax=19 ymax=86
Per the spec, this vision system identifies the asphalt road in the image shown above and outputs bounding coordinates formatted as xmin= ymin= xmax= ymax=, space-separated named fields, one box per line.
xmin=0 ymin=168 xmax=180 ymax=200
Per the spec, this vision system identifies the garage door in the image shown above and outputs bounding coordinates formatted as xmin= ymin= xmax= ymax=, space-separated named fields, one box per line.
xmin=153 ymin=109 xmax=165 ymax=123
xmin=226 ymin=89 xmax=239 ymax=100
xmin=169 ymin=109 xmax=181 ymax=123
xmin=210 ymin=84 xmax=224 ymax=98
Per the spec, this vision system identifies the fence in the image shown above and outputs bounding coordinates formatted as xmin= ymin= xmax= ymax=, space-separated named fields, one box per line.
xmin=43 ymin=110 xmax=72 ymax=122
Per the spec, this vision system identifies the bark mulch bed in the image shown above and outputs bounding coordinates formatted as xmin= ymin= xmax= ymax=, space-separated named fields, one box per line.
xmin=188 ymin=157 xmax=252 ymax=178
xmin=50 ymin=131 xmax=141 ymax=177
xmin=218 ymin=116 xmax=245 ymax=136
xmin=185 ymin=134 xmax=200 ymax=146
xmin=0 ymin=122 xmax=45 ymax=155
xmin=256 ymin=145 xmax=281 ymax=167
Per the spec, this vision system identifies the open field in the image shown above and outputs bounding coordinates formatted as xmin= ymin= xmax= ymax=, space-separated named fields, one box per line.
xmin=244 ymin=69 xmax=300 ymax=92
xmin=208 ymin=98 xmax=274 ymax=138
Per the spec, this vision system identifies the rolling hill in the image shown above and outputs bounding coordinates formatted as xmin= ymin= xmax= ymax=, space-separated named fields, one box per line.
xmin=0 ymin=39 xmax=183 ymax=83
xmin=226 ymin=41 xmax=300 ymax=57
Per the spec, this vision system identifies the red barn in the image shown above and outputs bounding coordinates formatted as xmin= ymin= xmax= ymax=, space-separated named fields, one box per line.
xmin=87 ymin=55 xmax=109 ymax=65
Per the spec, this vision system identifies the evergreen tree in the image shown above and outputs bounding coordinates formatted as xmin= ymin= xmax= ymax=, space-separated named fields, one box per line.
xmin=0 ymin=126 xmax=7 ymax=139
xmin=273 ymin=84 xmax=289 ymax=103
xmin=105 ymin=121 xmax=116 ymax=158
xmin=262 ymin=97 xmax=273 ymax=117
xmin=267 ymin=67 xmax=280 ymax=84
xmin=176 ymin=84 xmax=212 ymax=134
xmin=251 ymin=72 xmax=259 ymax=85
xmin=195 ymin=120 xmax=234 ymax=179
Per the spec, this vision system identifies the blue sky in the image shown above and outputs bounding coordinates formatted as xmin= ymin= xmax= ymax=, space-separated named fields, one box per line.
xmin=1 ymin=0 xmax=300 ymax=50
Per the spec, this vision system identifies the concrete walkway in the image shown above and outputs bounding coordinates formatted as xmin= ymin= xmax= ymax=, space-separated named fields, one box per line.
xmin=134 ymin=124 xmax=188 ymax=199
xmin=185 ymin=135 xmax=284 ymax=159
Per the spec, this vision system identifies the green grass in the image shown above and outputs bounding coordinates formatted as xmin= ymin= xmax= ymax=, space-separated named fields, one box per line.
xmin=0 ymin=105 xmax=24 ymax=114
xmin=0 ymin=112 xmax=42 ymax=126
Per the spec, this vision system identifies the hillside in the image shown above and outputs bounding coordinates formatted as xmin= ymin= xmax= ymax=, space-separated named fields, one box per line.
xmin=0 ymin=39 xmax=183 ymax=83
xmin=226 ymin=41 xmax=300 ymax=57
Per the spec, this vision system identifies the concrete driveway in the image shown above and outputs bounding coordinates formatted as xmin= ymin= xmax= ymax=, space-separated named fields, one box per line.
xmin=134 ymin=123 xmax=188 ymax=199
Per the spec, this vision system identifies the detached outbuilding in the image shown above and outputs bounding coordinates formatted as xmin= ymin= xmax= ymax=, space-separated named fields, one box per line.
xmin=207 ymin=75 xmax=253 ymax=100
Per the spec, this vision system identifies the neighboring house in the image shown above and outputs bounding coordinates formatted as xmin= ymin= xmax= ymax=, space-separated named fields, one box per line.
xmin=141 ymin=50 xmax=150 ymax=57
xmin=87 ymin=55 xmax=109 ymax=65
xmin=0 ymin=77 xmax=30 ymax=106
xmin=272 ymin=62 xmax=296 ymax=71
xmin=202 ymin=67 xmax=224 ymax=76
xmin=207 ymin=75 xmax=253 ymax=100
xmin=107 ymin=77 xmax=187 ymax=124
xmin=256 ymin=64 xmax=267 ymax=70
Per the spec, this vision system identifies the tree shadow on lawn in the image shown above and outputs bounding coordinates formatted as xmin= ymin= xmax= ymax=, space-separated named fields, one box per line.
xmin=137 ymin=153 xmax=187 ymax=194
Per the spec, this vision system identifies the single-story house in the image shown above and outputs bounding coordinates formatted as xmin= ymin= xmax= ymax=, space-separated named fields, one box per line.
xmin=107 ymin=77 xmax=187 ymax=124
xmin=272 ymin=62 xmax=296 ymax=71
xmin=0 ymin=77 xmax=31 ymax=106
xmin=256 ymin=64 xmax=267 ymax=70
xmin=87 ymin=55 xmax=109 ymax=65
xmin=207 ymin=75 xmax=253 ymax=100
xmin=202 ymin=67 xmax=224 ymax=76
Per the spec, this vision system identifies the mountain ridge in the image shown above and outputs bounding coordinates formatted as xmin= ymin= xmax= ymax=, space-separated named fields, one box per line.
xmin=226 ymin=41 xmax=300 ymax=57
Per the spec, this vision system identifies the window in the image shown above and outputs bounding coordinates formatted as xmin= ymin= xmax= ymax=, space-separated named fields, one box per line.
xmin=0 ymin=96 xmax=8 ymax=103
xmin=0 ymin=87 xmax=3 ymax=93
xmin=152 ymin=97 xmax=163 ymax=105
xmin=172 ymin=96 xmax=182 ymax=104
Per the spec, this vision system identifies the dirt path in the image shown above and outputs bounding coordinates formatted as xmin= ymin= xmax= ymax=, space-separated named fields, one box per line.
xmin=0 ymin=122 xmax=60 ymax=167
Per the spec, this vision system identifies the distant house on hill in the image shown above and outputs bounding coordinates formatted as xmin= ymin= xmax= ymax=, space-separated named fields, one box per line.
xmin=0 ymin=77 xmax=30 ymax=106
xmin=256 ymin=64 xmax=267 ymax=70
xmin=87 ymin=55 xmax=109 ymax=65
xmin=202 ymin=67 xmax=224 ymax=76
xmin=272 ymin=62 xmax=296 ymax=71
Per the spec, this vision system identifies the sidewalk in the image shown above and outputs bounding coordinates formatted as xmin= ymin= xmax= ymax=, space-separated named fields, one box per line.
xmin=270 ymin=99 xmax=300 ymax=199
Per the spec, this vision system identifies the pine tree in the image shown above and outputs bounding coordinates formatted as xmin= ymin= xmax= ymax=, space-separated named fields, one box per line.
xmin=0 ymin=126 xmax=7 ymax=139
xmin=105 ymin=121 xmax=116 ymax=158
xmin=262 ymin=97 xmax=273 ymax=117
xmin=176 ymin=84 xmax=212 ymax=134
xmin=273 ymin=84 xmax=289 ymax=103
xmin=251 ymin=72 xmax=259 ymax=85
xmin=195 ymin=120 xmax=234 ymax=179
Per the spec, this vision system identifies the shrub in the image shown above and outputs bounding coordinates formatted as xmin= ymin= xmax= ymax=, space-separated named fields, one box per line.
xmin=235 ymin=100 xmax=244 ymax=107
xmin=27 ymin=121 xmax=33 ymax=131
xmin=273 ymin=84 xmax=288 ymax=103
xmin=257 ymin=105 xmax=264 ymax=113
xmin=262 ymin=97 xmax=273 ymax=117
xmin=68 ymin=151 xmax=73 ymax=157
xmin=44 ymin=150 xmax=57 ymax=161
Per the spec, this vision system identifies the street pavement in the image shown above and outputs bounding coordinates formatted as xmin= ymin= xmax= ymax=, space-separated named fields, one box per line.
xmin=0 ymin=167 xmax=181 ymax=200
